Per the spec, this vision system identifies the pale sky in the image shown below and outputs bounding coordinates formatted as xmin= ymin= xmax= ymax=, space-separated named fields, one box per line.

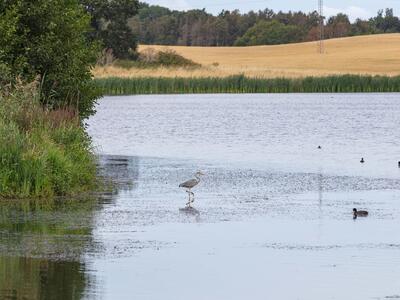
xmin=144 ymin=0 xmax=400 ymax=21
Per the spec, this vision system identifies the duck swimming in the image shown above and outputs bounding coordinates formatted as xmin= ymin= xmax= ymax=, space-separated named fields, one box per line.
xmin=353 ymin=208 xmax=368 ymax=219
xmin=360 ymin=158 xmax=365 ymax=163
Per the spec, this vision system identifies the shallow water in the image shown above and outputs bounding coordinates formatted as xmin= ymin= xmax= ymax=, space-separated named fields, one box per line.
xmin=1 ymin=94 xmax=400 ymax=300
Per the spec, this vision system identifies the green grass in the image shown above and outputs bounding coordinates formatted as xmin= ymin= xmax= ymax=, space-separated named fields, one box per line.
xmin=94 ymin=75 xmax=400 ymax=95
xmin=0 ymin=82 xmax=97 ymax=199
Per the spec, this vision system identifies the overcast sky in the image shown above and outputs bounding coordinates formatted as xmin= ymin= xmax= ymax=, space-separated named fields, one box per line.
xmin=144 ymin=0 xmax=400 ymax=21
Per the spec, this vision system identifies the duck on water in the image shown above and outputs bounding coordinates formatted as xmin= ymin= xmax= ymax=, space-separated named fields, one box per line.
xmin=353 ymin=208 xmax=368 ymax=219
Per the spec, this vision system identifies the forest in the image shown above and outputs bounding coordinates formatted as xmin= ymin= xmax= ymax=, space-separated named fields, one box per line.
xmin=129 ymin=3 xmax=400 ymax=46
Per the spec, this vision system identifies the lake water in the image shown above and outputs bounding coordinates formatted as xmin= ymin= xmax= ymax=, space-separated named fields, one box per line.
xmin=1 ymin=94 xmax=400 ymax=300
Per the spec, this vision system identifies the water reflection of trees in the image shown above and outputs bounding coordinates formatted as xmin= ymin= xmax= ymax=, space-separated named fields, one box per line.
xmin=0 ymin=155 xmax=139 ymax=300
xmin=0 ymin=257 xmax=90 ymax=300
xmin=0 ymin=197 xmax=98 ymax=300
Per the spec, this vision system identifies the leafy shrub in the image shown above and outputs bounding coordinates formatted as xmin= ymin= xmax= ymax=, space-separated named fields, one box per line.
xmin=0 ymin=64 xmax=12 ymax=87
xmin=113 ymin=48 xmax=201 ymax=69
xmin=0 ymin=0 xmax=101 ymax=119
xmin=157 ymin=50 xmax=200 ymax=67
xmin=138 ymin=48 xmax=159 ymax=63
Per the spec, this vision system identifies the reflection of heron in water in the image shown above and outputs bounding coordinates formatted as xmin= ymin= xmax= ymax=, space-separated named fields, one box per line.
xmin=318 ymin=171 xmax=323 ymax=207
xmin=179 ymin=171 xmax=205 ymax=207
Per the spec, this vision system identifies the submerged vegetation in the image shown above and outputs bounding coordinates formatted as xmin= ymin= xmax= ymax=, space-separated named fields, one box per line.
xmin=95 ymin=75 xmax=400 ymax=95
xmin=0 ymin=82 xmax=97 ymax=198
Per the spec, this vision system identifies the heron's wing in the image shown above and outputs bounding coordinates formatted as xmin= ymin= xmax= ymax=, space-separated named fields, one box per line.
xmin=179 ymin=179 xmax=197 ymax=188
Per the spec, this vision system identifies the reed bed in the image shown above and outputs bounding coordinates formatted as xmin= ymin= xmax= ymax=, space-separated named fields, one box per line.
xmin=94 ymin=75 xmax=400 ymax=95
xmin=0 ymin=82 xmax=97 ymax=198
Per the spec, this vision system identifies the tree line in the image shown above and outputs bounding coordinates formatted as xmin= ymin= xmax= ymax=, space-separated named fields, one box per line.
xmin=1 ymin=0 xmax=399 ymax=113
xmin=130 ymin=4 xmax=400 ymax=46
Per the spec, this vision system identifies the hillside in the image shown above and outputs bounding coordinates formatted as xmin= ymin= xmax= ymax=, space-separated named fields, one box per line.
xmin=94 ymin=34 xmax=400 ymax=78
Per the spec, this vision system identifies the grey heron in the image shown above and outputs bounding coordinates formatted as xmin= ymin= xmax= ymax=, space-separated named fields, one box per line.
xmin=179 ymin=171 xmax=205 ymax=207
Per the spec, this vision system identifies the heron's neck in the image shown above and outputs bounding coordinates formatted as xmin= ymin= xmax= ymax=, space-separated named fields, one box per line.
xmin=195 ymin=175 xmax=201 ymax=182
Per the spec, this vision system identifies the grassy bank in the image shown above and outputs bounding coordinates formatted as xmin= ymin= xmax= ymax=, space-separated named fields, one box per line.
xmin=95 ymin=75 xmax=400 ymax=95
xmin=0 ymin=82 xmax=97 ymax=199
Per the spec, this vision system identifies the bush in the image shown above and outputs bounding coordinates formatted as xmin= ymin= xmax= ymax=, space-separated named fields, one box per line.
xmin=157 ymin=50 xmax=200 ymax=67
xmin=0 ymin=0 xmax=101 ymax=119
xmin=139 ymin=48 xmax=159 ymax=64
xmin=113 ymin=48 xmax=201 ymax=69
xmin=0 ymin=82 xmax=97 ymax=198
xmin=0 ymin=64 xmax=12 ymax=87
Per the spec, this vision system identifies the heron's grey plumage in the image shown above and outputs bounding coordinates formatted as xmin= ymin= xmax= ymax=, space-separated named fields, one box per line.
xmin=179 ymin=171 xmax=204 ymax=207
xmin=179 ymin=178 xmax=199 ymax=189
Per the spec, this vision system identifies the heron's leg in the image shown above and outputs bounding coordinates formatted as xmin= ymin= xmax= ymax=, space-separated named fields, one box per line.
xmin=186 ymin=190 xmax=191 ymax=207
xmin=189 ymin=189 xmax=194 ymax=207
xmin=191 ymin=192 xmax=195 ymax=204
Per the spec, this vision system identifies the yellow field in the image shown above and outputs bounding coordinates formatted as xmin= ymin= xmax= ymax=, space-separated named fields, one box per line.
xmin=93 ymin=34 xmax=400 ymax=78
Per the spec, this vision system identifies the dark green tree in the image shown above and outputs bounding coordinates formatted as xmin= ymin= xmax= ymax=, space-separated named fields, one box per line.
xmin=326 ymin=13 xmax=351 ymax=38
xmin=234 ymin=20 xmax=303 ymax=46
xmin=81 ymin=0 xmax=139 ymax=59
xmin=351 ymin=18 xmax=376 ymax=35
xmin=373 ymin=8 xmax=400 ymax=33
xmin=0 ymin=0 xmax=100 ymax=118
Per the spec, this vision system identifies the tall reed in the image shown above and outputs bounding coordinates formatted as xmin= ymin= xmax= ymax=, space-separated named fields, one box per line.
xmin=94 ymin=75 xmax=400 ymax=95
xmin=0 ymin=82 xmax=97 ymax=199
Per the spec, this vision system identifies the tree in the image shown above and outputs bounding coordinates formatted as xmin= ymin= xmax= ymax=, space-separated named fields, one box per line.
xmin=234 ymin=20 xmax=303 ymax=46
xmin=326 ymin=13 xmax=351 ymax=38
xmin=351 ymin=19 xmax=375 ymax=35
xmin=127 ymin=4 xmax=400 ymax=47
xmin=81 ymin=0 xmax=139 ymax=59
xmin=372 ymin=8 xmax=400 ymax=33
xmin=219 ymin=10 xmax=244 ymax=46
xmin=0 ymin=0 xmax=100 ymax=118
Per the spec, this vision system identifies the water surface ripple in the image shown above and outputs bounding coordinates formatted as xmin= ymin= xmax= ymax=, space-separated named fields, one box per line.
xmin=1 ymin=94 xmax=400 ymax=300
